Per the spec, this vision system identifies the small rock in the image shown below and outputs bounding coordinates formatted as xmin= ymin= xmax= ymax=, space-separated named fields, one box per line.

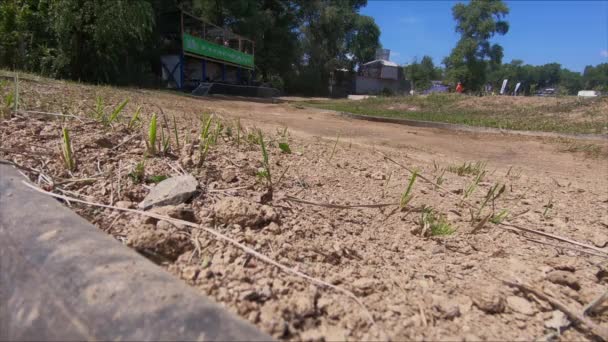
xmin=221 ymin=169 xmax=238 ymax=183
xmin=370 ymin=171 xmax=386 ymax=180
xmin=213 ymin=197 xmax=278 ymax=228
xmin=544 ymin=310 xmax=570 ymax=331
xmin=592 ymin=234 xmax=608 ymax=248
xmin=471 ymin=286 xmax=506 ymax=314
xmin=115 ymin=201 xmax=134 ymax=209
xmin=291 ymin=295 xmax=316 ymax=317
xmin=300 ymin=329 xmax=324 ymax=342
xmin=138 ymin=175 xmax=198 ymax=210
xmin=351 ymin=277 xmax=379 ymax=296
xmin=182 ymin=266 xmax=200 ymax=281
xmin=266 ymin=222 xmax=281 ymax=234
xmin=547 ymin=270 xmax=580 ymax=290
xmin=506 ymin=296 xmax=535 ymax=315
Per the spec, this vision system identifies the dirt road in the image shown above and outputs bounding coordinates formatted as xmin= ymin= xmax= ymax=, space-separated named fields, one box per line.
xmin=187 ymin=95 xmax=608 ymax=185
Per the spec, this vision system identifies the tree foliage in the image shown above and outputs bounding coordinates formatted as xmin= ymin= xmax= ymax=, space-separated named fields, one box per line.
xmin=444 ymin=0 xmax=509 ymax=92
xmin=0 ymin=0 xmax=379 ymax=95
xmin=404 ymin=56 xmax=442 ymax=91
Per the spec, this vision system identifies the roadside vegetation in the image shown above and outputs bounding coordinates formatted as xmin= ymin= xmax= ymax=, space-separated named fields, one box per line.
xmin=304 ymin=93 xmax=608 ymax=134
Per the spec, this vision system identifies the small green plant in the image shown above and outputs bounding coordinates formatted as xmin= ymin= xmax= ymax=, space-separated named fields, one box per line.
xmin=435 ymin=169 xmax=446 ymax=186
xmin=328 ymin=134 xmax=340 ymax=161
xmin=236 ymin=118 xmax=241 ymax=148
xmin=147 ymin=113 xmax=158 ymax=155
xmin=128 ymin=160 xmax=145 ymax=184
xmin=198 ymin=115 xmax=213 ymax=165
xmin=61 ymin=127 xmax=75 ymax=171
xmin=420 ymin=208 xmax=454 ymax=236
xmin=147 ymin=174 xmax=168 ymax=184
xmin=490 ymin=209 xmax=509 ymax=224
xmin=448 ymin=161 xmax=487 ymax=177
xmin=160 ymin=124 xmax=171 ymax=154
xmin=400 ymin=170 xmax=418 ymax=208
xmin=279 ymin=142 xmax=292 ymax=154
xmin=463 ymin=170 xmax=486 ymax=200
xmin=172 ymin=115 xmax=180 ymax=150
xmin=94 ymin=96 xmax=104 ymax=120
xmin=128 ymin=106 xmax=141 ymax=130
xmin=108 ymin=98 xmax=129 ymax=125
xmin=477 ymin=183 xmax=506 ymax=216
xmin=211 ymin=121 xmax=223 ymax=145
xmin=257 ymin=130 xmax=272 ymax=188
xmin=13 ymin=73 xmax=19 ymax=113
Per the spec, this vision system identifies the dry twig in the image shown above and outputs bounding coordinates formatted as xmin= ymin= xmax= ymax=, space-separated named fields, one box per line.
xmin=503 ymin=280 xmax=608 ymax=340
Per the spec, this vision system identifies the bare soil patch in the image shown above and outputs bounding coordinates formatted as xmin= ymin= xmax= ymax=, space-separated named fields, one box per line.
xmin=1 ymin=77 xmax=608 ymax=341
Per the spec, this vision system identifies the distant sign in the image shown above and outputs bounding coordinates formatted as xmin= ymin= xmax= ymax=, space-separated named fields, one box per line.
xmin=375 ymin=48 xmax=390 ymax=60
xmin=183 ymin=33 xmax=254 ymax=68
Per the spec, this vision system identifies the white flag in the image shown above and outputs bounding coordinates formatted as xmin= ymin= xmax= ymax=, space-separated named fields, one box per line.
xmin=500 ymin=79 xmax=508 ymax=95
xmin=514 ymin=82 xmax=521 ymax=95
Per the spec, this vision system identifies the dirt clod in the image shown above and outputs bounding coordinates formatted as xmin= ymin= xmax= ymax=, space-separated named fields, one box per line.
xmin=213 ymin=197 xmax=278 ymax=228
xmin=546 ymin=270 xmax=581 ymax=290
xmin=471 ymin=284 xmax=506 ymax=314
xmin=506 ymin=295 xmax=536 ymax=315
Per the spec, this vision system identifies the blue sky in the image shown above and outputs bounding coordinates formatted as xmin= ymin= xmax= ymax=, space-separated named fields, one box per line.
xmin=361 ymin=0 xmax=608 ymax=72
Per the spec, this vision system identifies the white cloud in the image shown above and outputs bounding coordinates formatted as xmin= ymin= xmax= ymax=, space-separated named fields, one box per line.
xmin=399 ymin=16 xmax=421 ymax=25
xmin=601 ymin=49 xmax=608 ymax=58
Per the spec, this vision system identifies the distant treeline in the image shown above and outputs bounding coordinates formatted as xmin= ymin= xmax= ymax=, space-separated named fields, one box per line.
xmin=0 ymin=0 xmax=381 ymax=95
xmin=406 ymin=57 xmax=608 ymax=95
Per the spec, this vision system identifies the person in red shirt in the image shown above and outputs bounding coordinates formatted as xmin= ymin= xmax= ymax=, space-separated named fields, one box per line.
xmin=456 ymin=82 xmax=464 ymax=93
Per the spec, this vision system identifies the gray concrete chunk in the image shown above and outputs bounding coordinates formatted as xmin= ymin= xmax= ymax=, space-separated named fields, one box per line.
xmin=139 ymin=175 xmax=199 ymax=210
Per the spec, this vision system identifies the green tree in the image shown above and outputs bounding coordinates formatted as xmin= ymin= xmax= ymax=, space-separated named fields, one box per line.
xmin=444 ymin=0 xmax=509 ymax=92
xmin=347 ymin=15 xmax=381 ymax=70
xmin=48 ymin=0 xmax=155 ymax=84
xmin=405 ymin=55 xmax=441 ymax=91
xmin=582 ymin=63 xmax=608 ymax=92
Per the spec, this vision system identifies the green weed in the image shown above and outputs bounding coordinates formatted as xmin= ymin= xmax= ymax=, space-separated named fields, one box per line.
xmin=448 ymin=161 xmax=487 ymax=177
xmin=147 ymin=174 xmax=168 ymax=184
xmin=128 ymin=106 xmax=141 ymax=130
xmin=420 ymin=208 xmax=454 ymax=236
xmin=400 ymin=170 xmax=418 ymax=208
xmin=172 ymin=115 xmax=180 ymax=150
xmin=279 ymin=142 xmax=292 ymax=154
xmin=477 ymin=183 xmax=506 ymax=216
xmin=490 ymin=209 xmax=509 ymax=224
xmin=108 ymin=98 xmax=129 ymax=125
xmin=257 ymin=130 xmax=272 ymax=187
xmin=147 ymin=113 xmax=157 ymax=155
xmin=128 ymin=160 xmax=145 ymax=184
xmin=61 ymin=127 xmax=75 ymax=171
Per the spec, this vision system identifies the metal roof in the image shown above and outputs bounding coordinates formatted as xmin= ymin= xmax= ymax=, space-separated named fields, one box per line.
xmin=362 ymin=59 xmax=399 ymax=67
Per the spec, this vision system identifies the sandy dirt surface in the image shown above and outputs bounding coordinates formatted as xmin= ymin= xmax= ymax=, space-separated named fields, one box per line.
xmin=1 ymin=79 xmax=607 ymax=341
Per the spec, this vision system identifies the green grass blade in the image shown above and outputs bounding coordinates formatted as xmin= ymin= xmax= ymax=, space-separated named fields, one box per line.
xmin=173 ymin=115 xmax=180 ymax=150
xmin=108 ymin=98 xmax=129 ymax=124
xmin=62 ymin=127 xmax=75 ymax=171
xmin=148 ymin=113 xmax=157 ymax=155
xmin=400 ymin=169 xmax=418 ymax=208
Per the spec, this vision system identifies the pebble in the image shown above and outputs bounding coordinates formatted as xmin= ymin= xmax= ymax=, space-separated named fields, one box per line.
xmin=115 ymin=201 xmax=134 ymax=209
xmin=138 ymin=174 xmax=198 ymax=210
